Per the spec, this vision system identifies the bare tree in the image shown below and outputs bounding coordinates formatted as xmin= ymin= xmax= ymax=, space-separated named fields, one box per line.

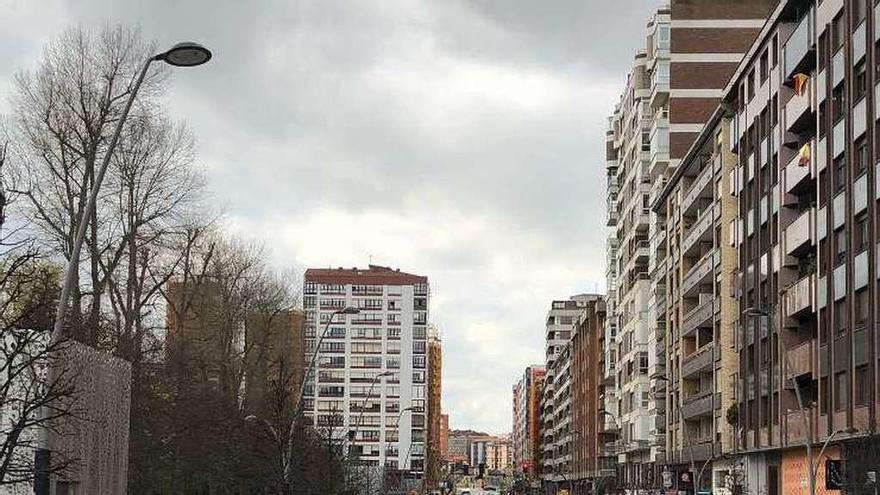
xmin=9 ymin=25 xmax=168 ymax=346
xmin=0 ymin=140 xmax=78 ymax=488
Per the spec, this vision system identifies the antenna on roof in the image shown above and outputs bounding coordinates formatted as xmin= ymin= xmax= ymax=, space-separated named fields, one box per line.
xmin=369 ymin=254 xmax=373 ymax=264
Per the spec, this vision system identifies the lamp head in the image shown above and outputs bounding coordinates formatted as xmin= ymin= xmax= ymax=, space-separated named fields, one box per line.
xmin=339 ymin=307 xmax=361 ymax=315
xmin=159 ymin=42 xmax=212 ymax=67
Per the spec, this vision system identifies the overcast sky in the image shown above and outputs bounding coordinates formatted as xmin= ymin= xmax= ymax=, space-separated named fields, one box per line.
xmin=2 ymin=0 xmax=655 ymax=434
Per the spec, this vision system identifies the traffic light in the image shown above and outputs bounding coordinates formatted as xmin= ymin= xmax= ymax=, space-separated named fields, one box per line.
xmin=826 ymin=459 xmax=843 ymax=490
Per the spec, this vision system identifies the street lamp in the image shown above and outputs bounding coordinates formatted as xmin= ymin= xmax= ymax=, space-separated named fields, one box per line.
xmin=50 ymin=41 xmax=212 ymax=345
xmin=38 ymin=41 xmax=211 ymax=495
xmin=813 ymin=428 xmax=857 ymax=487
xmin=349 ymin=370 xmax=394 ymax=450
xmin=744 ymin=305 xmax=816 ymax=495
xmin=282 ymin=306 xmax=360 ymax=484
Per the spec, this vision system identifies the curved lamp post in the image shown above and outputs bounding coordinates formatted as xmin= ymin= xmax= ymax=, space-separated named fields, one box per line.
xmin=38 ymin=41 xmax=211 ymax=495
xmin=349 ymin=370 xmax=394 ymax=451
xmin=285 ymin=306 xmax=360 ymax=485
xmin=50 ymin=41 xmax=212 ymax=345
xmin=744 ymin=306 xmax=817 ymax=495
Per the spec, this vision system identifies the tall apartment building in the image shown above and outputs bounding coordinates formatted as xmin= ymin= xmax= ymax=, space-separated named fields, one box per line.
xmin=512 ymin=365 xmax=545 ymax=478
xmin=165 ymin=280 xmax=305 ymax=411
xmin=605 ymin=1 xmax=776 ymax=489
xmin=720 ymin=0 xmax=880 ymax=492
xmin=301 ymin=265 xmax=430 ymax=472
xmin=426 ymin=327 xmax=443 ymax=486
xmin=541 ymin=295 xmax=601 ymax=483
xmin=653 ymin=110 xmax=740 ymax=493
xmin=570 ymin=298 xmax=612 ymax=493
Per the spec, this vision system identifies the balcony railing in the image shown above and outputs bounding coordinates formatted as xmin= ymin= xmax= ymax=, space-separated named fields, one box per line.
xmin=786 ymin=339 xmax=814 ymax=378
xmin=785 ymin=407 xmax=817 ymax=445
xmin=783 ymin=207 xmax=815 ymax=257
xmin=681 ymin=343 xmax=714 ymax=379
xmin=785 ymin=79 xmax=812 ymax=131
xmin=783 ymin=274 xmax=815 ymax=318
xmin=681 ymin=208 xmax=714 ymax=256
xmin=783 ymin=7 xmax=814 ymax=79
xmin=681 ymin=164 xmax=714 ymax=216
xmin=682 ymin=295 xmax=714 ymax=336
xmin=681 ymin=392 xmax=714 ymax=420
xmin=785 ymin=142 xmax=813 ymax=193
xmin=682 ymin=249 xmax=717 ymax=296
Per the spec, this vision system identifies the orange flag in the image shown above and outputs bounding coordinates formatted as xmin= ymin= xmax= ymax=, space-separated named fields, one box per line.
xmin=798 ymin=143 xmax=810 ymax=167
xmin=792 ymin=73 xmax=809 ymax=96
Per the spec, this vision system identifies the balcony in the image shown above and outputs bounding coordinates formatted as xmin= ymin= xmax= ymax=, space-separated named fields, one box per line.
xmin=784 ymin=79 xmax=813 ymax=132
xmin=785 ymin=143 xmax=813 ymax=194
xmin=785 ymin=407 xmax=817 ymax=445
xmin=783 ymin=274 xmax=815 ymax=318
xmin=782 ymin=7 xmax=815 ymax=80
xmin=681 ymin=164 xmax=714 ymax=217
xmin=785 ymin=339 xmax=815 ymax=379
xmin=607 ymin=207 xmax=619 ymax=227
xmin=681 ymin=343 xmax=714 ymax=379
xmin=681 ymin=249 xmax=717 ymax=297
xmin=681 ymin=295 xmax=714 ymax=337
xmin=783 ymin=207 xmax=815 ymax=257
xmin=650 ymin=61 xmax=670 ymax=110
xmin=681 ymin=392 xmax=714 ymax=420
xmin=681 ymin=208 xmax=714 ymax=257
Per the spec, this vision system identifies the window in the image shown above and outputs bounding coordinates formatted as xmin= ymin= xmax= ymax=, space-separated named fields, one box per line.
xmin=820 ymin=377 xmax=829 ymax=414
xmin=853 ymin=0 xmax=867 ymax=28
xmin=832 ymin=14 xmax=845 ymax=51
xmin=818 ymin=32 xmax=827 ymax=70
xmin=854 ymin=62 xmax=867 ymax=101
xmin=834 ymin=300 xmax=846 ymax=334
xmin=760 ymin=50 xmax=768 ymax=82
xmin=855 ymin=365 xmax=869 ymax=406
xmin=835 ymin=371 xmax=848 ymax=411
xmin=639 ymin=352 xmax=649 ymax=374
xmin=854 ymin=215 xmax=869 ymax=252
xmin=855 ymin=289 xmax=869 ymax=328
xmin=771 ymin=35 xmax=778 ymax=67
xmin=413 ymin=355 xmax=426 ymax=369
xmin=834 ymin=229 xmax=847 ymax=265
xmin=833 ymin=155 xmax=846 ymax=192
xmin=748 ymin=70 xmax=756 ymax=100
xmin=854 ymin=138 xmax=867 ymax=176
xmin=832 ymin=86 xmax=846 ymax=121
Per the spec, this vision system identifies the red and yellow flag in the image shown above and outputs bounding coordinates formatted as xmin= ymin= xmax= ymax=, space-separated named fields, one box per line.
xmin=792 ymin=73 xmax=809 ymax=96
xmin=798 ymin=142 xmax=810 ymax=167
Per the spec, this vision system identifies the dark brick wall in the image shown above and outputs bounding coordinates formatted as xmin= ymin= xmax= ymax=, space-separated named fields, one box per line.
xmin=672 ymin=0 xmax=778 ymax=21
xmin=672 ymin=27 xmax=762 ymax=53
xmin=671 ymin=62 xmax=740 ymax=89
xmin=670 ymin=97 xmax=721 ymax=123
xmin=671 ymin=131 xmax=700 ymax=159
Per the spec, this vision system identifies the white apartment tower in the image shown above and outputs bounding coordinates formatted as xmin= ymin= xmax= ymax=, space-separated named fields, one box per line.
xmin=302 ymin=265 xmax=430 ymax=472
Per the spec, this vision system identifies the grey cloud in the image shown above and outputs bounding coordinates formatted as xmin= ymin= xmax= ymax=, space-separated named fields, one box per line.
xmin=4 ymin=0 xmax=651 ymax=433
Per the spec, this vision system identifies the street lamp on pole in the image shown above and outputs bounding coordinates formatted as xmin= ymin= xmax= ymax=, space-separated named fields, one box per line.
xmin=49 ymin=42 xmax=212 ymax=346
xmin=744 ymin=306 xmax=815 ymax=495
xmin=282 ymin=306 xmax=360 ymax=488
xmin=349 ymin=370 xmax=394 ymax=450
xmin=38 ymin=41 xmax=211 ymax=495
xmin=813 ymin=428 xmax=857 ymax=486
